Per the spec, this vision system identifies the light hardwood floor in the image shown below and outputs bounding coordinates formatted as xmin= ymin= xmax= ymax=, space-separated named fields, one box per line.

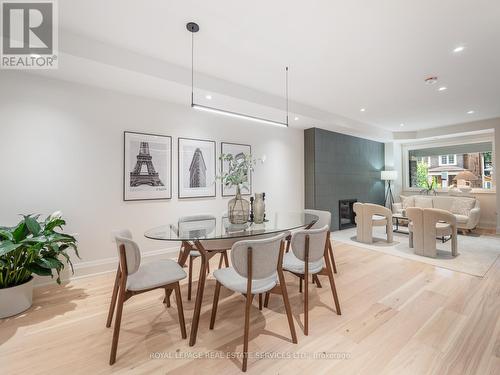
xmin=1 ymin=241 xmax=499 ymax=375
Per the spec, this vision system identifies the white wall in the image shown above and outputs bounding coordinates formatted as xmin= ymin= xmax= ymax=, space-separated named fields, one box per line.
xmin=0 ymin=72 xmax=304 ymax=277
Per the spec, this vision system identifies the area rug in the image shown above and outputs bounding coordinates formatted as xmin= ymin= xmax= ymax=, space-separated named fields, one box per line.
xmin=333 ymin=226 xmax=500 ymax=277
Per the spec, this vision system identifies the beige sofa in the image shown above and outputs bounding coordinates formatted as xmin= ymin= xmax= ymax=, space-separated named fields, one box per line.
xmin=393 ymin=195 xmax=480 ymax=230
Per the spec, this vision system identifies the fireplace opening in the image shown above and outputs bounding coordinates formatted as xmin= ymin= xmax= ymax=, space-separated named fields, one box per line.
xmin=339 ymin=199 xmax=357 ymax=230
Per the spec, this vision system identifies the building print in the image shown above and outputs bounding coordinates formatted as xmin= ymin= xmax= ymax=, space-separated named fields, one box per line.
xmin=189 ymin=148 xmax=207 ymax=188
xmin=130 ymin=142 xmax=164 ymax=187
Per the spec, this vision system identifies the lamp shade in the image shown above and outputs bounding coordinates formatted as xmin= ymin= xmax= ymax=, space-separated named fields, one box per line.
xmin=381 ymin=170 xmax=397 ymax=181
xmin=453 ymin=170 xmax=478 ymax=181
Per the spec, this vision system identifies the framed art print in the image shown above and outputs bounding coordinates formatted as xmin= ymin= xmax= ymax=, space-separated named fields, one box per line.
xmin=221 ymin=142 xmax=252 ymax=197
xmin=123 ymin=131 xmax=172 ymax=201
xmin=178 ymin=137 xmax=216 ymax=198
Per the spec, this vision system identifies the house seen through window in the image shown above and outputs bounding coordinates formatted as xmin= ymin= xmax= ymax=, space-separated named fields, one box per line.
xmin=408 ymin=142 xmax=493 ymax=190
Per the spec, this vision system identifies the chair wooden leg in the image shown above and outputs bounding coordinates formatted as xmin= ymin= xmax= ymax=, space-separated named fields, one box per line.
xmin=209 ymin=281 xmax=221 ymax=329
xmin=223 ymin=251 xmax=229 ymax=267
xmin=278 ymin=272 xmax=297 ymax=344
xmin=188 ymin=255 xmax=193 ymax=301
xmin=286 ymin=239 xmax=291 ymax=253
xmin=313 ymin=275 xmax=322 ymax=288
xmin=106 ymin=267 xmax=121 ymax=328
xmin=242 ymin=293 xmax=254 ymax=372
xmin=174 ymin=282 xmax=187 ymax=339
xmin=207 ymin=259 xmax=210 ymax=274
xmin=328 ymin=242 xmax=338 ymax=274
xmin=258 ymin=293 xmax=263 ymax=310
xmin=304 ymin=269 xmax=309 ymax=335
xmin=264 ymin=292 xmax=270 ymax=307
xmin=299 ymin=276 xmax=303 ymax=293
xmin=109 ymin=286 xmax=126 ymax=365
xmin=324 ymin=254 xmax=341 ymax=315
xmin=163 ymin=287 xmax=171 ymax=307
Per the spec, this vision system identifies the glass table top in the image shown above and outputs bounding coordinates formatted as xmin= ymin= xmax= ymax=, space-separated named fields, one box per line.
xmin=144 ymin=212 xmax=318 ymax=241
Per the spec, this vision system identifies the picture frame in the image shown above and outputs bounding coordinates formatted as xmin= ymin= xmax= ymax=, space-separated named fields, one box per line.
xmin=178 ymin=137 xmax=217 ymax=198
xmin=123 ymin=131 xmax=172 ymax=201
xmin=221 ymin=142 xmax=252 ymax=197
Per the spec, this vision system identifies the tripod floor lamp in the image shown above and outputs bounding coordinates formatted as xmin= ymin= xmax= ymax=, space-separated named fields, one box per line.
xmin=381 ymin=170 xmax=397 ymax=208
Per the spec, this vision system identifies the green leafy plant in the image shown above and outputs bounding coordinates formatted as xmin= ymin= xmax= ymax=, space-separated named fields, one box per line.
xmin=217 ymin=153 xmax=261 ymax=192
xmin=0 ymin=212 xmax=79 ymax=289
xmin=421 ymin=176 xmax=437 ymax=195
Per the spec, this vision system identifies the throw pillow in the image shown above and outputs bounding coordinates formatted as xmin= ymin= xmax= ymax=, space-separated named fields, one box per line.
xmin=401 ymin=196 xmax=414 ymax=209
xmin=414 ymin=197 xmax=433 ymax=208
xmin=450 ymin=198 xmax=475 ymax=216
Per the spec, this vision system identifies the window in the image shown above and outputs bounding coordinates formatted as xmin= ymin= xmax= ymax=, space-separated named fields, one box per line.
xmin=408 ymin=142 xmax=494 ymax=190
xmin=439 ymin=154 xmax=456 ymax=166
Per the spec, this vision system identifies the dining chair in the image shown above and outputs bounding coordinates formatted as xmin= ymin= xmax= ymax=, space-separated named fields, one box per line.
xmin=281 ymin=225 xmax=341 ymax=335
xmin=178 ymin=214 xmax=232 ymax=300
xmin=209 ymin=233 xmax=297 ymax=372
xmin=107 ymin=230 xmax=187 ymax=365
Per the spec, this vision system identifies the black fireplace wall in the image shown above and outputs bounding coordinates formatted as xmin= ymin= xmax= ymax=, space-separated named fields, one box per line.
xmin=304 ymin=128 xmax=386 ymax=230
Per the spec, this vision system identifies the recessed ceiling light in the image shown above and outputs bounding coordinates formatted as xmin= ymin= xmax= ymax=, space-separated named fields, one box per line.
xmin=453 ymin=46 xmax=465 ymax=53
xmin=400 ymin=123 xmax=405 ymax=127
xmin=205 ymin=94 xmax=212 ymax=100
xmin=438 ymin=86 xmax=447 ymax=91
xmin=467 ymin=110 xmax=475 ymax=114
xmin=360 ymin=108 xmax=366 ymax=112
xmin=294 ymin=116 xmax=299 ymax=121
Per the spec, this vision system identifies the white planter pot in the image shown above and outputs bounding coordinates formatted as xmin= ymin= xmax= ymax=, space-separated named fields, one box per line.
xmin=0 ymin=277 xmax=34 ymax=318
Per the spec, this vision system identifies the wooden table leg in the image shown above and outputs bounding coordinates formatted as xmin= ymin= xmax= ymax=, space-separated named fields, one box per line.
xmin=189 ymin=240 xmax=214 ymax=347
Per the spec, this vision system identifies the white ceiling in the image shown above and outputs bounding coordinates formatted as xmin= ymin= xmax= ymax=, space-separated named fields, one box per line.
xmin=39 ymin=1 xmax=500 ymax=136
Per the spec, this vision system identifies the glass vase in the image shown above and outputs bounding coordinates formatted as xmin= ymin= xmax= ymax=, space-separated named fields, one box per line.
xmin=253 ymin=193 xmax=265 ymax=224
xmin=228 ymin=186 xmax=250 ymax=224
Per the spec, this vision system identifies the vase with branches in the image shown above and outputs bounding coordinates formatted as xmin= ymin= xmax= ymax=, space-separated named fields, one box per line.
xmin=218 ymin=153 xmax=260 ymax=224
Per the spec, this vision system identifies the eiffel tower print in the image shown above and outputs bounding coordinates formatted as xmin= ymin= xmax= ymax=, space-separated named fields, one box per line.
xmin=130 ymin=142 xmax=164 ymax=187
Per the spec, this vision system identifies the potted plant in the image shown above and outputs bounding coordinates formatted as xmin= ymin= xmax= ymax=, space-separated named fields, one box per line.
xmin=218 ymin=153 xmax=259 ymax=224
xmin=420 ymin=176 xmax=437 ymax=195
xmin=0 ymin=212 xmax=79 ymax=318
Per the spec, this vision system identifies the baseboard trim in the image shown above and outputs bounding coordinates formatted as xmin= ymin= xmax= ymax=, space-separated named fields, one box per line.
xmin=34 ymin=246 xmax=180 ymax=287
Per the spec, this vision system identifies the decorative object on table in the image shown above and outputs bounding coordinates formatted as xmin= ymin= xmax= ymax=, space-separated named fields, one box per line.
xmin=381 ymin=170 xmax=397 ymax=208
xmin=249 ymin=196 xmax=254 ymax=222
xmin=218 ymin=151 xmax=263 ymax=224
xmin=453 ymin=170 xmax=478 ymax=193
xmin=221 ymin=142 xmax=252 ymax=196
xmin=0 ymin=212 xmax=79 ymax=318
xmin=253 ymin=193 xmax=266 ymax=224
xmin=263 ymin=192 xmax=266 ymax=221
xmin=420 ymin=176 xmax=437 ymax=195
xmin=124 ymin=131 xmax=172 ymax=201
xmin=178 ymin=137 xmax=216 ymax=198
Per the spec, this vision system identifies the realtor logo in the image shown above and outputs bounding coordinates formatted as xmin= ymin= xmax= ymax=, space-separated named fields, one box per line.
xmin=1 ymin=0 xmax=58 ymax=69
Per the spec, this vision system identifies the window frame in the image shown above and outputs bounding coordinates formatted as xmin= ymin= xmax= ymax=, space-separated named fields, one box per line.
xmin=438 ymin=154 xmax=457 ymax=166
xmin=401 ymin=135 xmax=496 ymax=194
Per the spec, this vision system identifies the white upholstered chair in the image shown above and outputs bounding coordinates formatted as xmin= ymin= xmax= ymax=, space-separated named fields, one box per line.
xmin=281 ymin=225 xmax=341 ymax=335
xmin=407 ymin=207 xmax=458 ymax=258
xmin=304 ymin=209 xmax=338 ymax=274
xmin=178 ymin=214 xmax=234 ymax=300
xmin=210 ymin=233 xmax=297 ymax=372
xmin=107 ymin=230 xmax=187 ymax=365
xmin=353 ymin=202 xmax=393 ymax=244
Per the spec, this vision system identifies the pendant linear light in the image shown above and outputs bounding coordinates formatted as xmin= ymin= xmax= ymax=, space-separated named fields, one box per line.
xmin=186 ymin=22 xmax=289 ymax=127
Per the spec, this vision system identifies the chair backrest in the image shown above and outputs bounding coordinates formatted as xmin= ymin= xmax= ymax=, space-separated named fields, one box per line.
xmin=364 ymin=203 xmax=392 ymax=218
xmin=424 ymin=208 xmax=457 ymax=226
xmin=178 ymin=214 xmax=216 ymax=239
xmin=304 ymin=209 xmax=331 ymax=230
xmin=230 ymin=233 xmax=284 ymax=280
xmin=112 ymin=230 xmax=141 ymax=275
xmin=290 ymin=225 xmax=329 ymax=263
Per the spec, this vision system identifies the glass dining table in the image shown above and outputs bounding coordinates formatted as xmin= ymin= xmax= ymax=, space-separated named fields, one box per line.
xmin=144 ymin=211 xmax=319 ymax=346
